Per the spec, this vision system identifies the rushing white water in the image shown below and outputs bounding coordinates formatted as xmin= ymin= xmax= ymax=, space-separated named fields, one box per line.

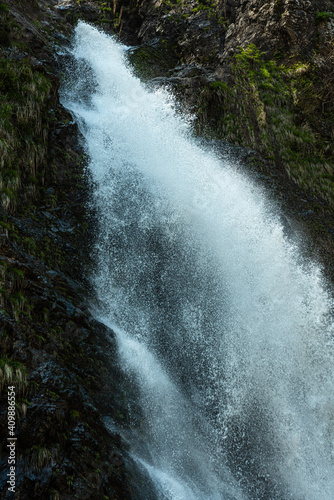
xmin=61 ymin=22 xmax=334 ymax=499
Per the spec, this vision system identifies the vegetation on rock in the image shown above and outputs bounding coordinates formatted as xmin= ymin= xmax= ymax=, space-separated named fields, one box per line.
xmin=0 ymin=1 xmax=139 ymax=498
xmin=198 ymin=44 xmax=334 ymax=204
xmin=113 ymin=0 xmax=334 ymax=279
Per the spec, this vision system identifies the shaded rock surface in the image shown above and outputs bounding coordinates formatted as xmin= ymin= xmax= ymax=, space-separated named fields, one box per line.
xmin=0 ymin=1 xmax=152 ymax=498
xmin=116 ymin=0 xmax=334 ymax=281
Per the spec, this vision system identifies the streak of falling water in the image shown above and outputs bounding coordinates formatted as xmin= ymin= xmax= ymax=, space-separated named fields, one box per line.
xmin=61 ymin=21 xmax=334 ymax=499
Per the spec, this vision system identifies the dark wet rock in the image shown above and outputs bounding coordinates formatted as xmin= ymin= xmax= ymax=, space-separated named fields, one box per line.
xmin=55 ymin=0 xmax=101 ymax=24
xmin=0 ymin=1 xmax=144 ymax=498
xmin=115 ymin=0 xmax=334 ymax=282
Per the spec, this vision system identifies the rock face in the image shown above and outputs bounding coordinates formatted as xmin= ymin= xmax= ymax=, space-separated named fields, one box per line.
xmin=120 ymin=0 xmax=334 ymax=278
xmin=0 ymin=1 xmax=144 ymax=498
xmin=223 ymin=0 xmax=316 ymax=59
xmin=54 ymin=0 xmax=101 ymax=24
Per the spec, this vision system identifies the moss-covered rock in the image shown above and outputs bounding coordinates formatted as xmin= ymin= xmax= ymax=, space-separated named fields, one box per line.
xmin=111 ymin=0 xmax=334 ymax=280
xmin=0 ymin=1 xmax=142 ymax=498
xmin=0 ymin=57 xmax=53 ymax=213
xmin=197 ymin=45 xmax=334 ymax=204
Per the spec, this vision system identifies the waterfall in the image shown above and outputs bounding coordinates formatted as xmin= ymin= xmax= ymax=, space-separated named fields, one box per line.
xmin=61 ymin=21 xmax=334 ymax=499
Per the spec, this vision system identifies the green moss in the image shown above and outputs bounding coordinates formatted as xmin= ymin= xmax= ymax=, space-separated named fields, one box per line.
xmin=48 ymin=390 xmax=60 ymax=400
xmin=210 ymin=81 xmax=230 ymax=92
xmin=23 ymin=237 xmax=37 ymax=252
xmin=11 ymin=292 xmax=26 ymax=303
xmin=191 ymin=4 xmax=210 ymax=13
xmin=0 ymin=221 xmax=11 ymax=230
xmin=315 ymin=11 xmax=333 ymax=22
xmin=0 ymin=357 xmax=26 ymax=371
xmin=197 ymin=44 xmax=334 ymax=204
